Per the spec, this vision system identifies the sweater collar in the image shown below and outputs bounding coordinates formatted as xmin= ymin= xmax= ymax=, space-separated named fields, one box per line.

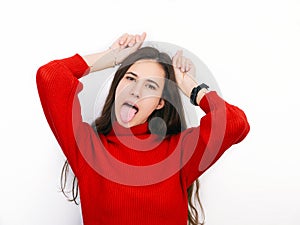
xmin=108 ymin=121 xmax=150 ymax=136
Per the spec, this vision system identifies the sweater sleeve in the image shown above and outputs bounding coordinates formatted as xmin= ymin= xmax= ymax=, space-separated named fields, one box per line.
xmin=36 ymin=54 xmax=96 ymax=176
xmin=180 ymin=91 xmax=250 ymax=188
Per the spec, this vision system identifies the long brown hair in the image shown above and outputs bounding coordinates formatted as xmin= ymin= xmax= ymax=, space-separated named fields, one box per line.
xmin=61 ymin=47 xmax=205 ymax=225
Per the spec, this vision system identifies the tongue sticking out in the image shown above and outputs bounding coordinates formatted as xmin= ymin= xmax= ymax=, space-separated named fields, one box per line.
xmin=120 ymin=104 xmax=137 ymax=123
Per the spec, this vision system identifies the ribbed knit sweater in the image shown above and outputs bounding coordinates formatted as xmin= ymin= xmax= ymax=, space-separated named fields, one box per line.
xmin=36 ymin=54 xmax=250 ymax=225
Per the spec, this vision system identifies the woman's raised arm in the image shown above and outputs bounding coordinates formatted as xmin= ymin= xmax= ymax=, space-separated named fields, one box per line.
xmin=171 ymin=51 xmax=250 ymax=188
xmin=36 ymin=32 xmax=146 ymax=176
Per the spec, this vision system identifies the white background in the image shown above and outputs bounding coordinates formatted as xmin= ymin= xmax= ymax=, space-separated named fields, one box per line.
xmin=1 ymin=0 xmax=300 ymax=224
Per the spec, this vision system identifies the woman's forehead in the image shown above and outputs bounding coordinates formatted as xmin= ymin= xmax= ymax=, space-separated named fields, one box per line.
xmin=127 ymin=60 xmax=166 ymax=79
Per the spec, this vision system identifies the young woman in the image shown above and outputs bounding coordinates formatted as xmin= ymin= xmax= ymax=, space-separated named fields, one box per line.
xmin=36 ymin=32 xmax=250 ymax=225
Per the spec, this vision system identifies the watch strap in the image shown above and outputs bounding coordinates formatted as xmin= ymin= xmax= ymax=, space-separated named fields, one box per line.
xmin=190 ymin=83 xmax=209 ymax=106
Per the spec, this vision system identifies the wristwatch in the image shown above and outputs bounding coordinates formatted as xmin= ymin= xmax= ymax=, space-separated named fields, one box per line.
xmin=190 ymin=83 xmax=209 ymax=106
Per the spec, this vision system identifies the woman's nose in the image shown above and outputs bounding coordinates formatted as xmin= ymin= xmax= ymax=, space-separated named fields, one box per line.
xmin=130 ymin=82 xmax=143 ymax=98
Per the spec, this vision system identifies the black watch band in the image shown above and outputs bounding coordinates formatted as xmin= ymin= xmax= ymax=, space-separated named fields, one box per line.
xmin=190 ymin=83 xmax=209 ymax=106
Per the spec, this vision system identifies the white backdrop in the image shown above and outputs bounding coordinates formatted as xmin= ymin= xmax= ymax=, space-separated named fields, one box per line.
xmin=1 ymin=0 xmax=299 ymax=224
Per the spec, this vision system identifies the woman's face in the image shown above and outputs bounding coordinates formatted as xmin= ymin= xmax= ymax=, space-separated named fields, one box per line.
xmin=115 ymin=59 xmax=166 ymax=128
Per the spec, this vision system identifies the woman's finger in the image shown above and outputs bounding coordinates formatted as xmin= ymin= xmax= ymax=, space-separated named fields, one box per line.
xmin=132 ymin=36 xmax=144 ymax=50
xmin=123 ymin=35 xmax=134 ymax=47
xmin=128 ymin=35 xmax=136 ymax=47
xmin=176 ymin=50 xmax=183 ymax=69
xmin=131 ymin=32 xmax=147 ymax=49
xmin=173 ymin=50 xmax=181 ymax=67
xmin=135 ymin=34 xmax=141 ymax=43
xmin=119 ymin=33 xmax=128 ymax=45
xmin=181 ymin=57 xmax=187 ymax=72
xmin=186 ymin=59 xmax=192 ymax=72
xmin=172 ymin=51 xmax=179 ymax=66
xmin=140 ymin=32 xmax=146 ymax=42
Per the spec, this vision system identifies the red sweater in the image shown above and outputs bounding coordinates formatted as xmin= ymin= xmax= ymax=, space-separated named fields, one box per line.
xmin=36 ymin=54 xmax=250 ymax=225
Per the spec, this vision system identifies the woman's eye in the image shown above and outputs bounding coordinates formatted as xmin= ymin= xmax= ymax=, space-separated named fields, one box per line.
xmin=126 ymin=76 xmax=135 ymax=81
xmin=145 ymin=83 xmax=156 ymax=90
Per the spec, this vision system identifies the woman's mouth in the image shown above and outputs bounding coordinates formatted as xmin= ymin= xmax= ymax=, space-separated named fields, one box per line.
xmin=120 ymin=102 xmax=139 ymax=123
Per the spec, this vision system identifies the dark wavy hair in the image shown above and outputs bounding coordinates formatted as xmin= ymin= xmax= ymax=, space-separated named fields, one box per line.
xmin=61 ymin=47 xmax=205 ymax=225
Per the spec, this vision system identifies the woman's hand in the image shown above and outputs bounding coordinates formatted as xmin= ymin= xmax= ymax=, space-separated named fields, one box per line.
xmin=172 ymin=50 xmax=198 ymax=97
xmin=110 ymin=32 xmax=147 ymax=65
xmin=83 ymin=32 xmax=146 ymax=72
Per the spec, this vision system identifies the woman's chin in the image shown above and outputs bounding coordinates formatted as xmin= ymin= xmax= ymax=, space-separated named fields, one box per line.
xmin=116 ymin=117 xmax=134 ymax=128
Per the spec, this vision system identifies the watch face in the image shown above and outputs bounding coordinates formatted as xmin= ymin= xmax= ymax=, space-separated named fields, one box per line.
xmin=201 ymin=83 xmax=209 ymax=89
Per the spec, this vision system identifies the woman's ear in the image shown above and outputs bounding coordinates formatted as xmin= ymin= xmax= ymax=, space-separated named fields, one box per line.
xmin=156 ymin=98 xmax=165 ymax=110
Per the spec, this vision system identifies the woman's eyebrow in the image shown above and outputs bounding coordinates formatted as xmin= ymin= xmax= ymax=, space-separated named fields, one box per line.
xmin=126 ymin=71 xmax=138 ymax=77
xmin=125 ymin=72 xmax=160 ymax=88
